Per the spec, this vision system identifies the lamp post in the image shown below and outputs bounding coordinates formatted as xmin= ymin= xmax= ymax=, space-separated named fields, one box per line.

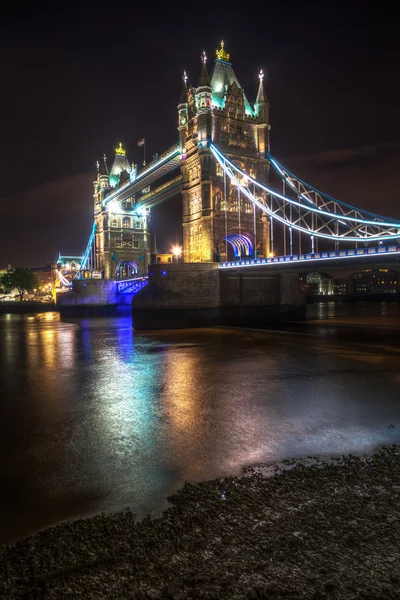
xmin=172 ymin=245 xmax=182 ymax=263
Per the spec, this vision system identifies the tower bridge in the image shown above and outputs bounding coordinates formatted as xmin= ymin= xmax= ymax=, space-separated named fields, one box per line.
xmin=59 ymin=42 xmax=400 ymax=325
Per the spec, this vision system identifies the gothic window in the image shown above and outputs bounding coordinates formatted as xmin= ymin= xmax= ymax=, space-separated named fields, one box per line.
xmin=122 ymin=217 xmax=131 ymax=228
xmin=249 ymin=167 xmax=255 ymax=178
xmin=133 ymin=241 xmax=139 ymax=248
xmin=111 ymin=219 xmax=118 ymax=228
xmin=136 ymin=221 xmax=141 ymax=229
xmin=237 ymin=125 xmax=243 ymax=135
xmin=190 ymin=194 xmax=201 ymax=214
xmin=244 ymin=200 xmax=253 ymax=214
xmin=230 ymin=189 xmax=238 ymax=212
xmin=216 ymin=163 xmax=223 ymax=176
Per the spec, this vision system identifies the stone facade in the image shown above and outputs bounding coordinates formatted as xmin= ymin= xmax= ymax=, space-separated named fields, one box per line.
xmin=178 ymin=43 xmax=271 ymax=264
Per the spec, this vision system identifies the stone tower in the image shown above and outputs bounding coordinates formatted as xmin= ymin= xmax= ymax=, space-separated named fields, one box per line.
xmin=179 ymin=42 xmax=270 ymax=263
xmin=93 ymin=144 xmax=151 ymax=279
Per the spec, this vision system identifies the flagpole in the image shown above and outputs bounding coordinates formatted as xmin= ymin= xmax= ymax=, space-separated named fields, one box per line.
xmin=143 ymin=139 xmax=146 ymax=166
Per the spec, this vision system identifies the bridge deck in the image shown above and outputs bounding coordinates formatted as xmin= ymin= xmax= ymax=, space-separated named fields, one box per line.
xmin=104 ymin=145 xmax=181 ymax=208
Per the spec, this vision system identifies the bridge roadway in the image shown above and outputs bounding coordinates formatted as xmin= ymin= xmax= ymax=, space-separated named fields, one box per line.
xmin=219 ymin=244 xmax=400 ymax=273
xmin=103 ymin=145 xmax=182 ymax=209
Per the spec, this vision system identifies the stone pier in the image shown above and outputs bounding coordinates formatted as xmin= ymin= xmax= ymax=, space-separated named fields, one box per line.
xmin=131 ymin=263 xmax=305 ymax=330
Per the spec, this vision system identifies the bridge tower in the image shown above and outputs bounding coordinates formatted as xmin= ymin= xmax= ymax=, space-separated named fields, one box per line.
xmin=93 ymin=144 xmax=151 ymax=279
xmin=179 ymin=42 xmax=270 ymax=263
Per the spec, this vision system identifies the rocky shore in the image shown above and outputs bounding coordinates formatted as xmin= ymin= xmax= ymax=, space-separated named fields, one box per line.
xmin=1 ymin=447 xmax=400 ymax=599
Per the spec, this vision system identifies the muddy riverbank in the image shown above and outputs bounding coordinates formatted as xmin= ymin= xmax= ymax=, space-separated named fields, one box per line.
xmin=1 ymin=446 xmax=400 ymax=599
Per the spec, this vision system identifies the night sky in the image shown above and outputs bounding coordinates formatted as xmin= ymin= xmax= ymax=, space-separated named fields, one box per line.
xmin=1 ymin=1 xmax=399 ymax=267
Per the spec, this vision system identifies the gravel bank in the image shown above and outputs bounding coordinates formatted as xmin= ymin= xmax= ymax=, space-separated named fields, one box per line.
xmin=1 ymin=447 xmax=400 ymax=599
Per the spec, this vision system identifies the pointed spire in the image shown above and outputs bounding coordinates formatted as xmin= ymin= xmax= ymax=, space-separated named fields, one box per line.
xmin=198 ymin=51 xmax=211 ymax=88
xmin=102 ymin=154 xmax=109 ymax=176
xmin=95 ymin=160 xmax=100 ymax=174
xmin=179 ymin=70 xmax=188 ymax=104
xmin=256 ymin=69 xmax=266 ymax=105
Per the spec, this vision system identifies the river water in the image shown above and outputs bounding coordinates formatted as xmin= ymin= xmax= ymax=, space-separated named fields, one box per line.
xmin=1 ymin=304 xmax=400 ymax=545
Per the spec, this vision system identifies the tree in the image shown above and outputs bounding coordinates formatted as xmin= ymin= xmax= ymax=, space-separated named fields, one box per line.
xmin=1 ymin=268 xmax=39 ymax=302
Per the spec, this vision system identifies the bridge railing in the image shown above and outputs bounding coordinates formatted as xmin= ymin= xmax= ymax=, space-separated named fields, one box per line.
xmin=219 ymin=244 xmax=400 ymax=269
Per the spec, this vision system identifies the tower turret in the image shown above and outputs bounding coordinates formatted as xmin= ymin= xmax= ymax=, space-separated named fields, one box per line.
xmin=254 ymin=70 xmax=270 ymax=156
xmin=195 ymin=52 xmax=212 ymax=144
xmin=255 ymin=69 xmax=269 ymax=122
xmin=178 ymin=71 xmax=189 ymax=154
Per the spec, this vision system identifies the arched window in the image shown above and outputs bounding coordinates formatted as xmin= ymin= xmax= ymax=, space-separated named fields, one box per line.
xmin=111 ymin=219 xmax=118 ymax=228
xmin=122 ymin=217 xmax=131 ymax=228
xmin=136 ymin=221 xmax=141 ymax=229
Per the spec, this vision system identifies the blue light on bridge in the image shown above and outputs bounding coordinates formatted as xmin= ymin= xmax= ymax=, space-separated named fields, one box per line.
xmin=219 ymin=244 xmax=400 ymax=269
xmin=116 ymin=277 xmax=148 ymax=295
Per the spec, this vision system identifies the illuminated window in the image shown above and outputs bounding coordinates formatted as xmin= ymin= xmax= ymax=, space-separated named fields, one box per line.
xmin=122 ymin=217 xmax=131 ymax=228
xmin=216 ymin=163 xmax=223 ymax=176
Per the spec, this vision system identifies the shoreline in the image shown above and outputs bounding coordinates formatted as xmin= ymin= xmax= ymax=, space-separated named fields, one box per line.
xmin=1 ymin=446 xmax=400 ymax=599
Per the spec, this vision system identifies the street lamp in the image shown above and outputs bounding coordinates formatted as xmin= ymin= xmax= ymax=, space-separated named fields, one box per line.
xmin=171 ymin=245 xmax=182 ymax=262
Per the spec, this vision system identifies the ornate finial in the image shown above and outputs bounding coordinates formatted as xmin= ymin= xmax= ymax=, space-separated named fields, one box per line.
xmin=95 ymin=160 xmax=100 ymax=172
xmin=115 ymin=142 xmax=126 ymax=156
xmin=201 ymin=50 xmax=207 ymax=64
xmin=216 ymin=40 xmax=230 ymax=62
xmin=183 ymin=70 xmax=188 ymax=83
xmin=259 ymin=69 xmax=264 ymax=82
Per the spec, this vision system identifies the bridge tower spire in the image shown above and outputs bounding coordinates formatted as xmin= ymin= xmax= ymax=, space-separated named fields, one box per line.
xmin=255 ymin=69 xmax=270 ymax=155
xmin=178 ymin=71 xmax=188 ymax=155
xmin=196 ymin=51 xmax=212 ymax=144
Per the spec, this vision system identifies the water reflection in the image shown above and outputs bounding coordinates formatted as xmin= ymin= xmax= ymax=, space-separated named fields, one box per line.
xmin=0 ymin=310 xmax=399 ymax=544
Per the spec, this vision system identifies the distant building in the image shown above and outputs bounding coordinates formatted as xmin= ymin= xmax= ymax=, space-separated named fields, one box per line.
xmin=31 ymin=264 xmax=57 ymax=288
xmin=155 ymin=253 xmax=173 ymax=264
xmin=299 ymin=272 xmax=334 ymax=296
xmin=348 ymin=269 xmax=399 ymax=295
xmin=333 ymin=277 xmax=348 ymax=295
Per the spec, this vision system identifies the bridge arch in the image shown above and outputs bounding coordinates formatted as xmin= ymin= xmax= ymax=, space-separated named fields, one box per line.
xmin=221 ymin=231 xmax=254 ymax=261
xmin=115 ymin=260 xmax=139 ymax=280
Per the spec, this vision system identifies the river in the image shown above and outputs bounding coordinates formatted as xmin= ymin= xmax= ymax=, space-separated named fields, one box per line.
xmin=0 ymin=303 xmax=399 ymax=545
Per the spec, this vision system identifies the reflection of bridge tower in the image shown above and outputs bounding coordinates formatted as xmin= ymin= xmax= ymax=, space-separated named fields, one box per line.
xmin=93 ymin=145 xmax=151 ymax=279
xmin=179 ymin=42 xmax=270 ymax=263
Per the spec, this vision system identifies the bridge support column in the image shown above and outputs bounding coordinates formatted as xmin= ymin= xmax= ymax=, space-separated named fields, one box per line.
xmin=131 ymin=264 xmax=306 ymax=330
xmin=132 ymin=263 xmax=220 ymax=330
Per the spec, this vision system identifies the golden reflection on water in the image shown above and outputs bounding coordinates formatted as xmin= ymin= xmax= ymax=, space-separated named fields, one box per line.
xmin=163 ymin=350 xmax=200 ymax=432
